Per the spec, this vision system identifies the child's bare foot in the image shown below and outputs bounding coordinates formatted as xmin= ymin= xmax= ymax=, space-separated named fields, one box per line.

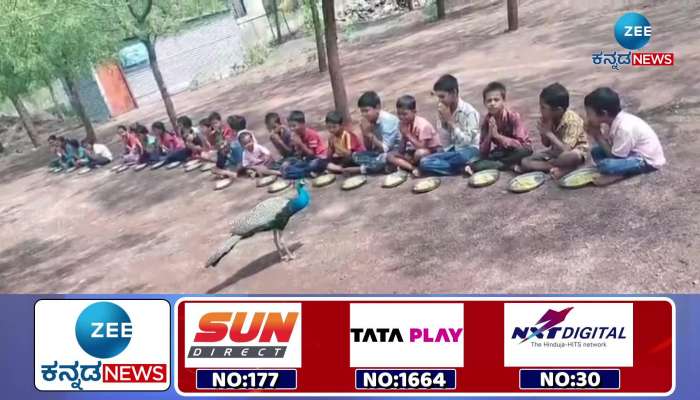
xmin=549 ymin=167 xmax=564 ymax=179
xmin=593 ymin=174 xmax=625 ymax=186
xmin=411 ymin=168 xmax=421 ymax=178
xmin=464 ymin=165 xmax=474 ymax=176
xmin=513 ymin=165 xmax=523 ymax=174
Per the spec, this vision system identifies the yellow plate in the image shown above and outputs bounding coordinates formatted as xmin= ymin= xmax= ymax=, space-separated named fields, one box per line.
xmin=313 ymin=174 xmax=336 ymax=187
xmin=214 ymin=178 xmax=233 ymax=190
xmin=469 ymin=169 xmax=499 ymax=188
xmin=382 ymin=171 xmax=408 ymax=188
xmin=341 ymin=175 xmax=367 ymax=190
xmin=133 ymin=163 xmax=148 ymax=171
xmin=558 ymin=167 xmax=600 ymax=189
xmin=412 ymin=177 xmax=441 ymax=193
xmin=508 ymin=172 xmax=546 ymax=193
xmin=268 ymin=180 xmax=292 ymax=193
xmin=256 ymin=175 xmax=278 ymax=187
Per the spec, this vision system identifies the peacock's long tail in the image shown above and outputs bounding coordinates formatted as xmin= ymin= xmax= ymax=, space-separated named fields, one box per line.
xmin=205 ymin=235 xmax=242 ymax=268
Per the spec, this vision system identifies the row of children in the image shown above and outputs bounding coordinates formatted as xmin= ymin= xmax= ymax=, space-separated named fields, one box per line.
xmin=49 ymin=74 xmax=666 ymax=188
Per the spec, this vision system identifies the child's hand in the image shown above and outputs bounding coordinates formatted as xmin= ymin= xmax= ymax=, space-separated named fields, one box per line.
xmin=537 ymin=118 xmax=551 ymax=135
xmin=399 ymin=122 xmax=411 ymax=138
xmin=360 ymin=118 xmax=372 ymax=134
xmin=437 ymin=102 xmax=452 ymax=123
xmin=488 ymin=116 xmax=498 ymax=136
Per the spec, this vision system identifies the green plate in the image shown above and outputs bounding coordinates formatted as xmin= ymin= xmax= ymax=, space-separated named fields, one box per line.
xmin=78 ymin=167 xmax=92 ymax=175
xmin=313 ymin=174 xmax=336 ymax=187
xmin=133 ymin=163 xmax=148 ymax=172
xmin=64 ymin=166 xmax=77 ymax=173
xmin=165 ymin=161 xmax=181 ymax=169
xmin=110 ymin=164 xmax=121 ymax=172
xmin=200 ymin=163 xmax=214 ymax=172
xmin=413 ymin=177 xmax=441 ymax=193
xmin=558 ymin=167 xmax=600 ymax=189
xmin=469 ymin=169 xmax=499 ymax=188
xmin=116 ymin=164 xmax=130 ymax=173
xmin=341 ymin=175 xmax=367 ymax=190
xmin=382 ymin=171 xmax=408 ymax=188
xmin=508 ymin=171 xmax=546 ymax=193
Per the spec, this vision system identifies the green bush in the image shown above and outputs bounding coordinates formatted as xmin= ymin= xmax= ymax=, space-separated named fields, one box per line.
xmin=244 ymin=43 xmax=271 ymax=67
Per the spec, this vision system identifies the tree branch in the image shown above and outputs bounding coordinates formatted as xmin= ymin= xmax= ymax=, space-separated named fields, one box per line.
xmin=127 ymin=0 xmax=152 ymax=23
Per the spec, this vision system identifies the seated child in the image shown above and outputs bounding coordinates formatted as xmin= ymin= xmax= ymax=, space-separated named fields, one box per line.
xmin=47 ymin=135 xmax=64 ymax=169
xmin=163 ymin=116 xmax=198 ymax=163
xmin=420 ymin=74 xmax=481 ymax=176
xmin=466 ymin=81 xmax=532 ymax=174
xmin=265 ymin=112 xmax=296 ymax=159
xmin=387 ymin=95 xmax=441 ymax=177
xmin=134 ymin=123 xmax=163 ymax=164
xmin=520 ymin=83 xmax=588 ymax=178
xmin=78 ymin=139 xmax=113 ymax=167
xmin=583 ymin=87 xmax=666 ymax=186
xmin=152 ymin=121 xmax=184 ymax=154
xmin=324 ymin=111 xmax=364 ymax=174
xmin=347 ymin=91 xmax=400 ymax=175
xmin=118 ymin=125 xmax=143 ymax=164
xmin=197 ymin=118 xmax=219 ymax=163
xmin=280 ymin=110 xmax=328 ymax=179
xmin=212 ymin=115 xmax=248 ymax=180
xmin=210 ymin=111 xmax=234 ymax=142
xmin=239 ymin=130 xmax=281 ymax=177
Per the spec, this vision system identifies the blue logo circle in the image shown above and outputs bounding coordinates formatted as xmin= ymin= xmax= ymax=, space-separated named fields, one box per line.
xmin=614 ymin=12 xmax=651 ymax=50
xmin=75 ymin=302 xmax=132 ymax=359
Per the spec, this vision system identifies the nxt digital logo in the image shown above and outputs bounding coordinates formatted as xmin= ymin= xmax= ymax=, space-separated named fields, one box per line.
xmin=512 ymin=307 xmax=628 ymax=344
xmin=504 ymin=303 xmax=634 ymax=367
xmin=181 ymin=301 xmax=302 ymax=369
xmin=34 ymin=300 xmax=171 ymax=391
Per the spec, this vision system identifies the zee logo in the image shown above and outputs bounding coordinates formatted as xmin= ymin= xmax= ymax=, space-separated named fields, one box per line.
xmin=75 ymin=302 xmax=133 ymax=359
xmin=615 ymin=12 xmax=651 ymax=50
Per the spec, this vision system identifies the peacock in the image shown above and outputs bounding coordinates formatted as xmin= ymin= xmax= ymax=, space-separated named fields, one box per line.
xmin=205 ymin=180 xmax=310 ymax=267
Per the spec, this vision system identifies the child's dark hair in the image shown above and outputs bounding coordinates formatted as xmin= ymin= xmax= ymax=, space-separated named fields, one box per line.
xmin=433 ymin=74 xmax=459 ymax=94
xmin=227 ymin=115 xmax=247 ymax=131
xmin=208 ymin=111 xmax=222 ymax=122
xmin=325 ymin=111 xmax=343 ymax=125
xmin=135 ymin=123 xmax=149 ymax=134
xmin=177 ymin=116 xmax=192 ymax=129
xmin=117 ymin=125 xmax=127 ymax=131
xmin=198 ymin=118 xmax=212 ymax=128
xmin=540 ymin=83 xmax=569 ymax=110
xmin=48 ymin=134 xmax=57 ymax=141
xmin=396 ymin=95 xmax=417 ymax=111
xmin=584 ymin=87 xmax=621 ymax=117
xmin=358 ymin=91 xmax=381 ymax=108
xmin=265 ymin=112 xmax=281 ymax=125
xmin=288 ymin=110 xmax=306 ymax=124
xmin=80 ymin=138 xmax=91 ymax=146
xmin=151 ymin=121 xmax=166 ymax=132
xmin=482 ymin=81 xmax=507 ymax=101
xmin=238 ymin=130 xmax=253 ymax=144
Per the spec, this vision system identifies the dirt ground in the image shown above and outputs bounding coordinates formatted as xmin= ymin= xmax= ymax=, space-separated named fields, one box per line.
xmin=1 ymin=0 xmax=698 ymax=294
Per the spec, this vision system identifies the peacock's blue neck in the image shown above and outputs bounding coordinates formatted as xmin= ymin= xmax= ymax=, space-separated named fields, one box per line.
xmin=288 ymin=184 xmax=310 ymax=214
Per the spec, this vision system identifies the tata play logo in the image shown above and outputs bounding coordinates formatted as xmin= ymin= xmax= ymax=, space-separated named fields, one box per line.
xmin=504 ymin=303 xmax=634 ymax=367
xmin=512 ymin=306 xmax=627 ymax=343
xmin=181 ymin=302 xmax=302 ymax=369
xmin=34 ymin=300 xmax=170 ymax=391
xmin=350 ymin=303 xmax=464 ymax=368
xmin=592 ymin=12 xmax=674 ymax=70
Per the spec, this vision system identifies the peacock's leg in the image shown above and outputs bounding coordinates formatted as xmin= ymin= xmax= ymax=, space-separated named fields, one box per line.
xmin=273 ymin=230 xmax=285 ymax=260
xmin=279 ymin=230 xmax=296 ymax=260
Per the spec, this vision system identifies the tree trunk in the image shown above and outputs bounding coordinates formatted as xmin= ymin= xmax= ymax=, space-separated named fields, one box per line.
xmin=309 ymin=0 xmax=327 ymax=72
xmin=507 ymin=0 xmax=518 ymax=31
xmin=64 ymin=76 xmax=97 ymax=144
xmin=9 ymin=94 xmax=39 ymax=148
xmin=321 ymin=0 xmax=350 ymax=124
xmin=46 ymin=80 xmax=65 ymax=121
xmin=408 ymin=0 xmax=414 ymax=11
xmin=436 ymin=0 xmax=446 ymax=19
xmin=143 ymin=38 xmax=178 ymax=132
xmin=272 ymin=0 xmax=283 ymax=44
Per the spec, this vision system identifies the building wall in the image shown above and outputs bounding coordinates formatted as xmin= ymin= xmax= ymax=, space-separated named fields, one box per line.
xmin=122 ymin=11 xmax=247 ymax=106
